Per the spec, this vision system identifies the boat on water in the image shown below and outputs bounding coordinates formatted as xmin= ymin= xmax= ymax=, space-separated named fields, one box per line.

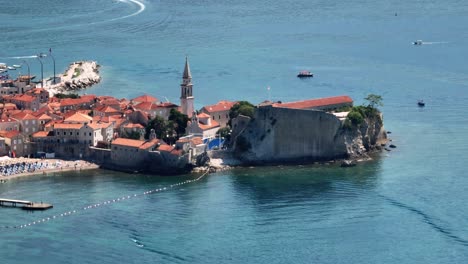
xmin=297 ymin=71 xmax=314 ymax=78
xmin=0 ymin=63 xmax=7 ymax=70
xmin=413 ymin=40 xmax=423 ymax=45
xmin=418 ymin=100 xmax=425 ymax=107
xmin=12 ymin=64 xmax=21 ymax=68
xmin=7 ymin=66 xmax=16 ymax=70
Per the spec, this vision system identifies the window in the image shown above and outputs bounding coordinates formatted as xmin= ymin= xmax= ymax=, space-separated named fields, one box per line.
xmin=213 ymin=116 xmax=215 ymax=120
xmin=219 ymin=115 xmax=221 ymax=119
xmin=25 ymin=145 xmax=27 ymax=149
xmin=33 ymin=128 xmax=36 ymax=132
xmin=32 ymin=120 xmax=36 ymax=124
xmin=13 ymin=140 xmax=16 ymax=144
xmin=70 ymin=132 xmax=72 ymax=136
xmin=18 ymin=139 xmax=22 ymax=144
xmin=77 ymin=132 xmax=79 ymax=136
xmin=89 ymin=132 xmax=91 ymax=136
xmin=14 ymin=146 xmax=16 ymax=150
xmin=25 ymin=120 xmax=29 ymax=125
xmin=25 ymin=128 xmax=29 ymax=133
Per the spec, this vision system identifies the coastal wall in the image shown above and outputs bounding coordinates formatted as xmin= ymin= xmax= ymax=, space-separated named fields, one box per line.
xmin=232 ymin=106 xmax=386 ymax=164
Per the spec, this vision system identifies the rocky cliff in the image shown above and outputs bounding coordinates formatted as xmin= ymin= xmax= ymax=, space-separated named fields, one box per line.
xmin=230 ymin=105 xmax=387 ymax=164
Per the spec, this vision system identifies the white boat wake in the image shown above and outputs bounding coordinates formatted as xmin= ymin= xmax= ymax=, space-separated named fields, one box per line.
xmin=422 ymin=41 xmax=449 ymax=45
xmin=4 ymin=55 xmax=39 ymax=59
xmin=9 ymin=0 xmax=147 ymax=33
xmin=111 ymin=0 xmax=146 ymax=22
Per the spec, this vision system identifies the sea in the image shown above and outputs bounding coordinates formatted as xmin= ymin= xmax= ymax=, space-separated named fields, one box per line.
xmin=1 ymin=0 xmax=468 ymax=263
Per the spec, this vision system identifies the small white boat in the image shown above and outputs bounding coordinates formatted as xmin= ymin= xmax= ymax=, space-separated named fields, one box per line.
xmin=413 ymin=40 xmax=423 ymax=45
xmin=7 ymin=66 xmax=16 ymax=70
xmin=297 ymin=70 xmax=314 ymax=78
xmin=13 ymin=64 xmax=21 ymax=68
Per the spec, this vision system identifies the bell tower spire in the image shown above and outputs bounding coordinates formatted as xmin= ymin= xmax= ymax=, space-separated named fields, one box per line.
xmin=180 ymin=56 xmax=194 ymax=117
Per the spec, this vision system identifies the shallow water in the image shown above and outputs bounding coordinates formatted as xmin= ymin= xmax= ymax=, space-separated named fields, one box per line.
xmin=1 ymin=0 xmax=468 ymax=263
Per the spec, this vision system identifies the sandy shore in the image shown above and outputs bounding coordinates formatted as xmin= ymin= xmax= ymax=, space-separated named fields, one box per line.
xmin=0 ymin=159 xmax=100 ymax=181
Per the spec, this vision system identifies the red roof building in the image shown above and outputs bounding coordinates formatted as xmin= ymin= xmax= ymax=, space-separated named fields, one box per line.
xmin=272 ymin=95 xmax=353 ymax=111
xmin=200 ymin=100 xmax=237 ymax=128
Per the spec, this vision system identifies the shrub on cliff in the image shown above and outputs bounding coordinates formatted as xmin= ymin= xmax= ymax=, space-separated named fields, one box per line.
xmin=347 ymin=109 xmax=364 ymax=125
xmin=228 ymin=101 xmax=255 ymax=126
xmin=344 ymin=94 xmax=383 ymax=129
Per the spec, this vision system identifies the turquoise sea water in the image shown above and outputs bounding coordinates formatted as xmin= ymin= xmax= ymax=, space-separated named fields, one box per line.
xmin=1 ymin=0 xmax=468 ymax=263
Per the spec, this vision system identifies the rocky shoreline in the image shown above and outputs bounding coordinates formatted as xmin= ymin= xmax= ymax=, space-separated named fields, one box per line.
xmin=191 ymin=147 xmax=388 ymax=174
xmin=44 ymin=61 xmax=101 ymax=96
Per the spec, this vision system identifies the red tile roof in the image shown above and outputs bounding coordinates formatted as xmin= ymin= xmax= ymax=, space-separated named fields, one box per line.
xmin=197 ymin=112 xmax=210 ymax=118
xmin=191 ymin=137 xmax=204 ymax=146
xmin=12 ymin=112 xmax=38 ymax=120
xmin=134 ymin=102 xmax=156 ymax=111
xmin=198 ymin=120 xmax=220 ymax=130
xmin=112 ymin=138 xmax=145 ymax=148
xmin=139 ymin=139 xmax=162 ymax=150
xmin=132 ymin=94 xmax=158 ymax=103
xmin=54 ymin=123 xmax=83 ymax=130
xmin=0 ymin=130 xmax=20 ymax=138
xmin=156 ymin=102 xmax=178 ymax=108
xmin=32 ymin=131 xmax=50 ymax=138
xmin=272 ymin=96 xmax=353 ymax=110
xmin=37 ymin=113 xmax=52 ymax=120
xmin=60 ymin=98 xmax=87 ymax=107
xmin=123 ymin=123 xmax=144 ymax=129
xmin=11 ymin=94 xmax=37 ymax=103
xmin=157 ymin=144 xmax=174 ymax=152
xmin=95 ymin=105 xmax=120 ymax=113
xmin=202 ymin=100 xmax=237 ymax=113
xmin=64 ymin=113 xmax=93 ymax=123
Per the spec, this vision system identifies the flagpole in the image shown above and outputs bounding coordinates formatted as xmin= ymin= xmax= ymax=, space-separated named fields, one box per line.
xmin=267 ymin=86 xmax=271 ymax=101
xmin=49 ymin=48 xmax=56 ymax=84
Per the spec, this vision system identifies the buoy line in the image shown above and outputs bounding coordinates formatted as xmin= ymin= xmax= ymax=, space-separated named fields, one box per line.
xmin=1 ymin=172 xmax=208 ymax=231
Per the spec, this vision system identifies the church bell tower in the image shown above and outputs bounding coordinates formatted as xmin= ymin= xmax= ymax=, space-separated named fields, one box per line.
xmin=180 ymin=57 xmax=194 ymax=117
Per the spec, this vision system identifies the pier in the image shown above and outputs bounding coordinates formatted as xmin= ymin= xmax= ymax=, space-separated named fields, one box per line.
xmin=0 ymin=198 xmax=53 ymax=210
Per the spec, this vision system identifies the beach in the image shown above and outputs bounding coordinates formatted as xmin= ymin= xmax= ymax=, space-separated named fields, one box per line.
xmin=0 ymin=158 xmax=100 ymax=181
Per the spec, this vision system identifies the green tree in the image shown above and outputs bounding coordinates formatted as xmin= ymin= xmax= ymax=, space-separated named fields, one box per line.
xmin=123 ymin=130 xmax=141 ymax=140
xmin=54 ymin=93 xmax=80 ymax=99
xmin=168 ymin=109 xmax=189 ymax=138
xmin=228 ymin=101 xmax=255 ymax=126
xmin=347 ymin=110 xmax=364 ymax=125
xmin=364 ymin=94 xmax=383 ymax=109
xmin=216 ymin=127 xmax=231 ymax=138
xmin=146 ymin=116 xmax=168 ymax=140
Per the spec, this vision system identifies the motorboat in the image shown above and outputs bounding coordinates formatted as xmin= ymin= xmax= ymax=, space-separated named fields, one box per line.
xmin=413 ymin=40 xmax=423 ymax=45
xmin=12 ymin=64 xmax=21 ymax=68
xmin=418 ymin=100 xmax=425 ymax=107
xmin=7 ymin=66 xmax=16 ymax=70
xmin=297 ymin=70 xmax=314 ymax=78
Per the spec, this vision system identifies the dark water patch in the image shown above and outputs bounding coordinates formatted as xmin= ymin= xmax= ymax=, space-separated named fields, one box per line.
xmin=378 ymin=194 xmax=468 ymax=247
